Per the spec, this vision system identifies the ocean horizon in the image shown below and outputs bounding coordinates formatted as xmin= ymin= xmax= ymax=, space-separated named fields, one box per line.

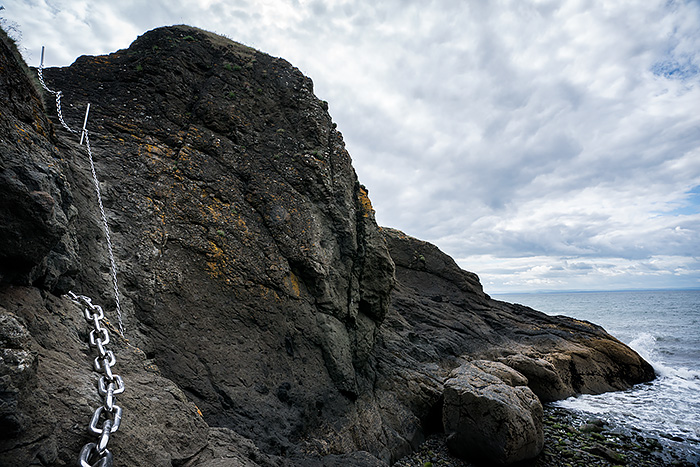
xmin=492 ymin=287 xmax=700 ymax=295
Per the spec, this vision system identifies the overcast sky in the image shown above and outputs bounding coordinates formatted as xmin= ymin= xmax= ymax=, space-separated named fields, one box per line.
xmin=4 ymin=0 xmax=700 ymax=293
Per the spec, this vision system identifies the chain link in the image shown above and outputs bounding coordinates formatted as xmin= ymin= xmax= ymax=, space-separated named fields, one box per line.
xmin=37 ymin=65 xmax=78 ymax=136
xmin=68 ymin=292 xmax=123 ymax=467
xmin=40 ymin=48 xmax=125 ymax=467
xmin=38 ymin=49 xmax=124 ymax=337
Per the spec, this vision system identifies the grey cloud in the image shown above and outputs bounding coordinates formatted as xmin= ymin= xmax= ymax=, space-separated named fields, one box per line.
xmin=8 ymin=0 xmax=700 ymax=292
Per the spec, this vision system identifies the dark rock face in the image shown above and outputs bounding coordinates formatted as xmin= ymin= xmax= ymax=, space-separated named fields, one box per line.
xmin=0 ymin=25 xmax=655 ymax=466
xmin=0 ymin=286 xmax=210 ymax=466
xmin=0 ymin=31 xmax=78 ymax=293
xmin=375 ymin=228 xmax=655 ymax=463
xmin=36 ymin=25 xmax=395 ymax=456
xmin=380 ymin=228 xmax=654 ymax=399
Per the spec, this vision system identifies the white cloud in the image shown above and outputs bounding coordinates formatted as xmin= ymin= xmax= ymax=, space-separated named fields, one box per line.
xmin=5 ymin=0 xmax=700 ymax=293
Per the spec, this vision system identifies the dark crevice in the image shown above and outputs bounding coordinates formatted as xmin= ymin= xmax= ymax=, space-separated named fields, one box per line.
xmin=421 ymin=395 xmax=444 ymax=436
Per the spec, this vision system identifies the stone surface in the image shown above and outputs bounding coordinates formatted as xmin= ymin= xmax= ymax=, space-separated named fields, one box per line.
xmin=0 ymin=286 xmax=212 ymax=467
xmin=470 ymin=359 xmax=529 ymax=387
xmin=497 ymin=353 xmax=569 ymax=402
xmin=0 ymin=29 xmax=78 ymax=293
xmin=443 ymin=362 xmax=544 ymax=465
xmin=380 ymin=227 xmax=655 ymax=400
xmin=36 ymin=25 xmax=395 ymax=457
xmin=0 ymin=24 xmax=656 ymax=467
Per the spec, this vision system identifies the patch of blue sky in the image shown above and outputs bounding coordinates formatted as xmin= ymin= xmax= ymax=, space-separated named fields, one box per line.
xmin=651 ymin=57 xmax=700 ymax=80
xmin=665 ymin=185 xmax=700 ymax=216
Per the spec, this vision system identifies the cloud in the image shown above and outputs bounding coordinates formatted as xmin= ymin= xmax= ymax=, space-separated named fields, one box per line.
xmin=6 ymin=0 xmax=700 ymax=293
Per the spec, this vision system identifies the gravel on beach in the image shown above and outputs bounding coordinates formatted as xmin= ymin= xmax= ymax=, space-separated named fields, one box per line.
xmin=393 ymin=405 xmax=699 ymax=467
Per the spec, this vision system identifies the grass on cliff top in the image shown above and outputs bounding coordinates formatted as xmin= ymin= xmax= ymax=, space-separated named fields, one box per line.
xmin=0 ymin=24 xmax=46 ymax=100
xmin=168 ymin=24 xmax=260 ymax=59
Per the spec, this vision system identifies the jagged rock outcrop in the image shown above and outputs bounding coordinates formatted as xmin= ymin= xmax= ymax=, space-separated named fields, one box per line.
xmin=35 ymin=24 xmax=395 ymax=457
xmin=378 ymin=229 xmax=654 ymax=397
xmin=370 ymin=228 xmax=655 ymax=463
xmin=0 ymin=27 xmax=78 ymax=293
xmin=0 ymin=25 xmax=655 ymax=466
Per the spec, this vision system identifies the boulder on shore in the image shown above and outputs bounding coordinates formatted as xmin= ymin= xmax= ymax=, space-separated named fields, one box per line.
xmin=443 ymin=361 xmax=544 ymax=465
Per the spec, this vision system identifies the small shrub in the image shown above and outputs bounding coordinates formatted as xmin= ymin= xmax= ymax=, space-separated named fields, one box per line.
xmin=226 ymin=91 xmax=236 ymax=99
xmin=135 ymin=64 xmax=143 ymax=72
xmin=183 ymin=35 xmax=195 ymax=41
xmin=216 ymin=229 xmax=225 ymax=237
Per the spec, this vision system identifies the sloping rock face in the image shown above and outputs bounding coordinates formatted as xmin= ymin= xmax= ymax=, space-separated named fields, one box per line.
xmin=380 ymin=228 xmax=654 ymax=401
xmin=0 ymin=25 xmax=655 ymax=466
xmin=0 ymin=28 xmax=78 ymax=293
xmin=36 ymin=24 xmax=395 ymax=455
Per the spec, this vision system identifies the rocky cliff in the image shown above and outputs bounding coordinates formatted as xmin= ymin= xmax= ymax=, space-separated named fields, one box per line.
xmin=0 ymin=25 xmax=654 ymax=466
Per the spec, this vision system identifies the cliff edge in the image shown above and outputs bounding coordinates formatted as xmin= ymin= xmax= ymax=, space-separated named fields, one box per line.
xmin=0 ymin=25 xmax=654 ymax=466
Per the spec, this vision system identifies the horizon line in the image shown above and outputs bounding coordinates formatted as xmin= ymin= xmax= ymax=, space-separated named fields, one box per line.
xmin=490 ymin=287 xmax=700 ymax=295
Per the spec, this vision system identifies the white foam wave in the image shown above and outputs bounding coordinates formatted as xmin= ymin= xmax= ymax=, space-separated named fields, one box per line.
xmin=554 ymin=330 xmax=700 ymax=449
xmin=629 ymin=332 xmax=658 ymax=363
xmin=628 ymin=332 xmax=700 ymax=382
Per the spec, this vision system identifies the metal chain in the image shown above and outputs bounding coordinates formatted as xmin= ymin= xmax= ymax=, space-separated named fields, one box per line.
xmin=38 ymin=48 xmax=124 ymax=337
xmin=39 ymin=48 xmax=125 ymax=467
xmin=68 ymin=292 xmax=124 ymax=467
xmin=37 ymin=60 xmax=78 ymax=136
xmin=83 ymin=129 xmax=124 ymax=337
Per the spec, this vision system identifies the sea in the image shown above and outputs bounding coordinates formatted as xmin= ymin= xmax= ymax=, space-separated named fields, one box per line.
xmin=494 ymin=289 xmax=700 ymax=463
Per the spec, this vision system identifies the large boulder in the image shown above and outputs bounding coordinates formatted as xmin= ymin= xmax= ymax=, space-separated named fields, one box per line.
xmin=442 ymin=361 xmax=543 ymax=465
xmin=497 ymin=353 xmax=569 ymax=402
xmin=37 ymin=24 xmax=395 ymax=456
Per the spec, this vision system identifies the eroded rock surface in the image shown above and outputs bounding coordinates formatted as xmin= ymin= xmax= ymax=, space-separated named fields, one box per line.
xmin=0 ymin=29 xmax=78 ymax=293
xmin=36 ymin=25 xmax=395 ymax=457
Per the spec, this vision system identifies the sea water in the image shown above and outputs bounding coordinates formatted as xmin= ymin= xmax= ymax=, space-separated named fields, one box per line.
xmin=494 ymin=290 xmax=700 ymax=463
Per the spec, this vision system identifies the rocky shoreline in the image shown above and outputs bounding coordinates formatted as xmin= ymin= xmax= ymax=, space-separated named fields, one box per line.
xmin=395 ymin=405 xmax=699 ymax=467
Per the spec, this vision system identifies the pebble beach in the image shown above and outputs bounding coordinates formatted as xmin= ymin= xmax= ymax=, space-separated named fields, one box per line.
xmin=394 ymin=405 xmax=699 ymax=467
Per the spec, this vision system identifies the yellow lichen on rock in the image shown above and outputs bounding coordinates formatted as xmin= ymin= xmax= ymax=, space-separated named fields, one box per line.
xmin=357 ymin=186 xmax=374 ymax=218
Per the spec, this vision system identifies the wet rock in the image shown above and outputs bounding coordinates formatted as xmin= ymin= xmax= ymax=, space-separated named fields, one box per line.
xmin=585 ymin=443 xmax=627 ymax=464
